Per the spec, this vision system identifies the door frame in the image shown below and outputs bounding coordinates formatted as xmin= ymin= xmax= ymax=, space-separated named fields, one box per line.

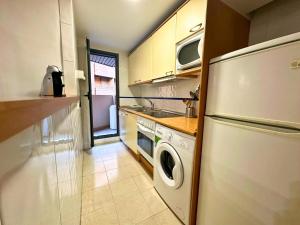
xmin=86 ymin=46 xmax=120 ymax=145
xmin=86 ymin=38 xmax=94 ymax=147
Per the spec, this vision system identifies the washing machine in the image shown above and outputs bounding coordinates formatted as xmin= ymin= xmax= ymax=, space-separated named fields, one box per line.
xmin=154 ymin=124 xmax=196 ymax=225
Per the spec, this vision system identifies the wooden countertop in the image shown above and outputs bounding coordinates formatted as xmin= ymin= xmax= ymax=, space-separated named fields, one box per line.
xmin=0 ymin=96 xmax=79 ymax=142
xmin=120 ymin=107 xmax=198 ymax=136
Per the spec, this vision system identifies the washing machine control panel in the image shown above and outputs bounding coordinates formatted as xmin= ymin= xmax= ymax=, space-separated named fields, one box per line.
xmin=155 ymin=124 xmax=196 ymax=153
xmin=156 ymin=126 xmax=173 ymax=140
xmin=166 ymin=131 xmax=173 ymax=141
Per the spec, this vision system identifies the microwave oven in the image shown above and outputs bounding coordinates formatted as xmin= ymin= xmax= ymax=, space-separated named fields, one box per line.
xmin=176 ymin=31 xmax=204 ymax=70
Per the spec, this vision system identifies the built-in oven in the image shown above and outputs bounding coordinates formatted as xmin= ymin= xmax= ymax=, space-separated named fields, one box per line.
xmin=137 ymin=117 xmax=156 ymax=165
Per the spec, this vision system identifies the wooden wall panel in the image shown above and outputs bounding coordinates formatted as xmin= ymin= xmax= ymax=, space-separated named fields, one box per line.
xmin=189 ymin=0 xmax=250 ymax=224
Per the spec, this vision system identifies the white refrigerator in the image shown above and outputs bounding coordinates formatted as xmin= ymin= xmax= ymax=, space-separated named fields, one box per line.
xmin=197 ymin=33 xmax=300 ymax=225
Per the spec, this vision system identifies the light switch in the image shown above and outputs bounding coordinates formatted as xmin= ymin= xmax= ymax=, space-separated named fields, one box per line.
xmin=290 ymin=60 xmax=300 ymax=69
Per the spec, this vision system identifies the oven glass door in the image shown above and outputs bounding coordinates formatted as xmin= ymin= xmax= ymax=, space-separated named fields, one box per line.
xmin=137 ymin=131 xmax=153 ymax=158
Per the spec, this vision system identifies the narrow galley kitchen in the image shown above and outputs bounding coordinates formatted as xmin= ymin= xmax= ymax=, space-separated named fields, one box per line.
xmin=2 ymin=0 xmax=300 ymax=225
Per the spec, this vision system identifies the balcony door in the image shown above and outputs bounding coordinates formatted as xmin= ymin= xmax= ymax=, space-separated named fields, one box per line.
xmin=86 ymin=40 xmax=120 ymax=146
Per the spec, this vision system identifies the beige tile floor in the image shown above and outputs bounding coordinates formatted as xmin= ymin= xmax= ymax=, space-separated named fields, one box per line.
xmin=81 ymin=141 xmax=182 ymax=225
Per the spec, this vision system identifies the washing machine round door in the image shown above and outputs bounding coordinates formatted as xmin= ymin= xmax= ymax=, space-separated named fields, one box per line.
xmin=156 ymin=142 xmax=183 ymax=189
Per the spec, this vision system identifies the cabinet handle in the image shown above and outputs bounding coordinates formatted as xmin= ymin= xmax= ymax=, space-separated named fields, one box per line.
xmin=165 ymin=71 xmax=173 ymax=76
xmin=190 ymin=23 xmax=202 ymax=33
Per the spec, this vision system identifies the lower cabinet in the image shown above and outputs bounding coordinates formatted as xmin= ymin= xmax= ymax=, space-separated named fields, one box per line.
xmin=125 ymin=112 xmax=138 ymax=154
xmin=119 ymin=110 xmax=126 ymax=142
xmin=119 ymin=110 xmax=138 ymax=154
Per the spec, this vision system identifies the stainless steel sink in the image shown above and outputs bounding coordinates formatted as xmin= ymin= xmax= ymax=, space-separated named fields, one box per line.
xmin=123 ymin=106 xmax=149 ymax=113
xmin=142 ymin=110 xmax=181 ymax=118
xmin=124 ymin=107 xmax=182 ymax=118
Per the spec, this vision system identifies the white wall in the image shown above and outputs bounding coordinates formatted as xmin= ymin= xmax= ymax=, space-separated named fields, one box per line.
xmin=60 ymin=0 xmax=79 ymax=96
xmin=0 ymin=0 xmax=83 ymax=224
xmin=0 ymin=0 xmax=79 ymax=98
xmin=0 ymin=0 xmax=61 ymax=98
xmin=249 ymin=0 xmax=300 ymax=45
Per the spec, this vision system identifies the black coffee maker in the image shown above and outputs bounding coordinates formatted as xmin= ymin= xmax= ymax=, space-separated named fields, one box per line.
xmin=52 ymin=70 xmax=65 ymax=97
xmin=40 ymin=65 xmax=65 ymax=97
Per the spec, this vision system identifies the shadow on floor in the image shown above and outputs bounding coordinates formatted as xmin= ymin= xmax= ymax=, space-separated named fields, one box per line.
xmin=94 ymin=128 xmax=117 ymax=138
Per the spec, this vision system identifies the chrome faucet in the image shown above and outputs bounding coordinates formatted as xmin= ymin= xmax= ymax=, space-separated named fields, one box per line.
xmin=145 ymin=98 xmax=154 ymax=110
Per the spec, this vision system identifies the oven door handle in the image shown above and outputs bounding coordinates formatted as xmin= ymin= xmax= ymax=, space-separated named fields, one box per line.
xmin=137 ymin=124 xmax=155 ymax=136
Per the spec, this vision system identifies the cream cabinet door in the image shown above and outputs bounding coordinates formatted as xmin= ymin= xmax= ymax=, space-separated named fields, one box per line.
xmin=119 ymin=110 xmax=126 ymax=142
xmin=139 ymin=37 xmax=153 ymax=81
xmin=129 ymin=37 xmax=153 ymax=84
xmin=128 ymin=50 xmax=140 ymax=85
xmin=152 ymin=15 xmax=176 ymax=79
xmin=176 ymin=0 xmax=206 ymax=43
xmin=124 ymin=112 xmax=138 ymax=154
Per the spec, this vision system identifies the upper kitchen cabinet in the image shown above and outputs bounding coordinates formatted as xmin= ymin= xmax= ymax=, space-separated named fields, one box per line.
xmin=152 ymin=15 xmax=176 ymax=79
xmin=139 ymin=37 xmax=153 ymax=82
xmin=176 ymin=0 xmax=207 ymax=43
xmin=128 ymin=48 xmax=140 ymax=85
xmin=129 ymin=37 xmax=153 ymax=85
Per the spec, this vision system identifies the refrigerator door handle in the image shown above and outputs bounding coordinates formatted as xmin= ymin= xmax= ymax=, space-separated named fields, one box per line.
xmin=207 ymin=116 xmax=300 ymax=136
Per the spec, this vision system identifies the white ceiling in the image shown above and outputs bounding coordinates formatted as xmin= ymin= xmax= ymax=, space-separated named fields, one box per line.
xmin=74 ymin=0 xmax=274 ymax=51
xmin=221 ymin=0 xmax=274 ymax=16
xmin=73 ymin=0 xmax=185 ymax=52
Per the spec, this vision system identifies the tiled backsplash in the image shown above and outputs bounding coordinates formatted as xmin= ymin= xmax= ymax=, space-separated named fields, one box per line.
xmin=139 ymin=79 xmax=200 ymax=114
xmin=0 ymin=104 xmax=83 ymax=225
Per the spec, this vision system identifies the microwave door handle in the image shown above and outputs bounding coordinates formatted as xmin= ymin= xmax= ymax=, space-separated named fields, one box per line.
xmin=176 ymin=45 xmax=183 ymax=69
xmin=176 ymin=41 xmax=188 ymax=69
